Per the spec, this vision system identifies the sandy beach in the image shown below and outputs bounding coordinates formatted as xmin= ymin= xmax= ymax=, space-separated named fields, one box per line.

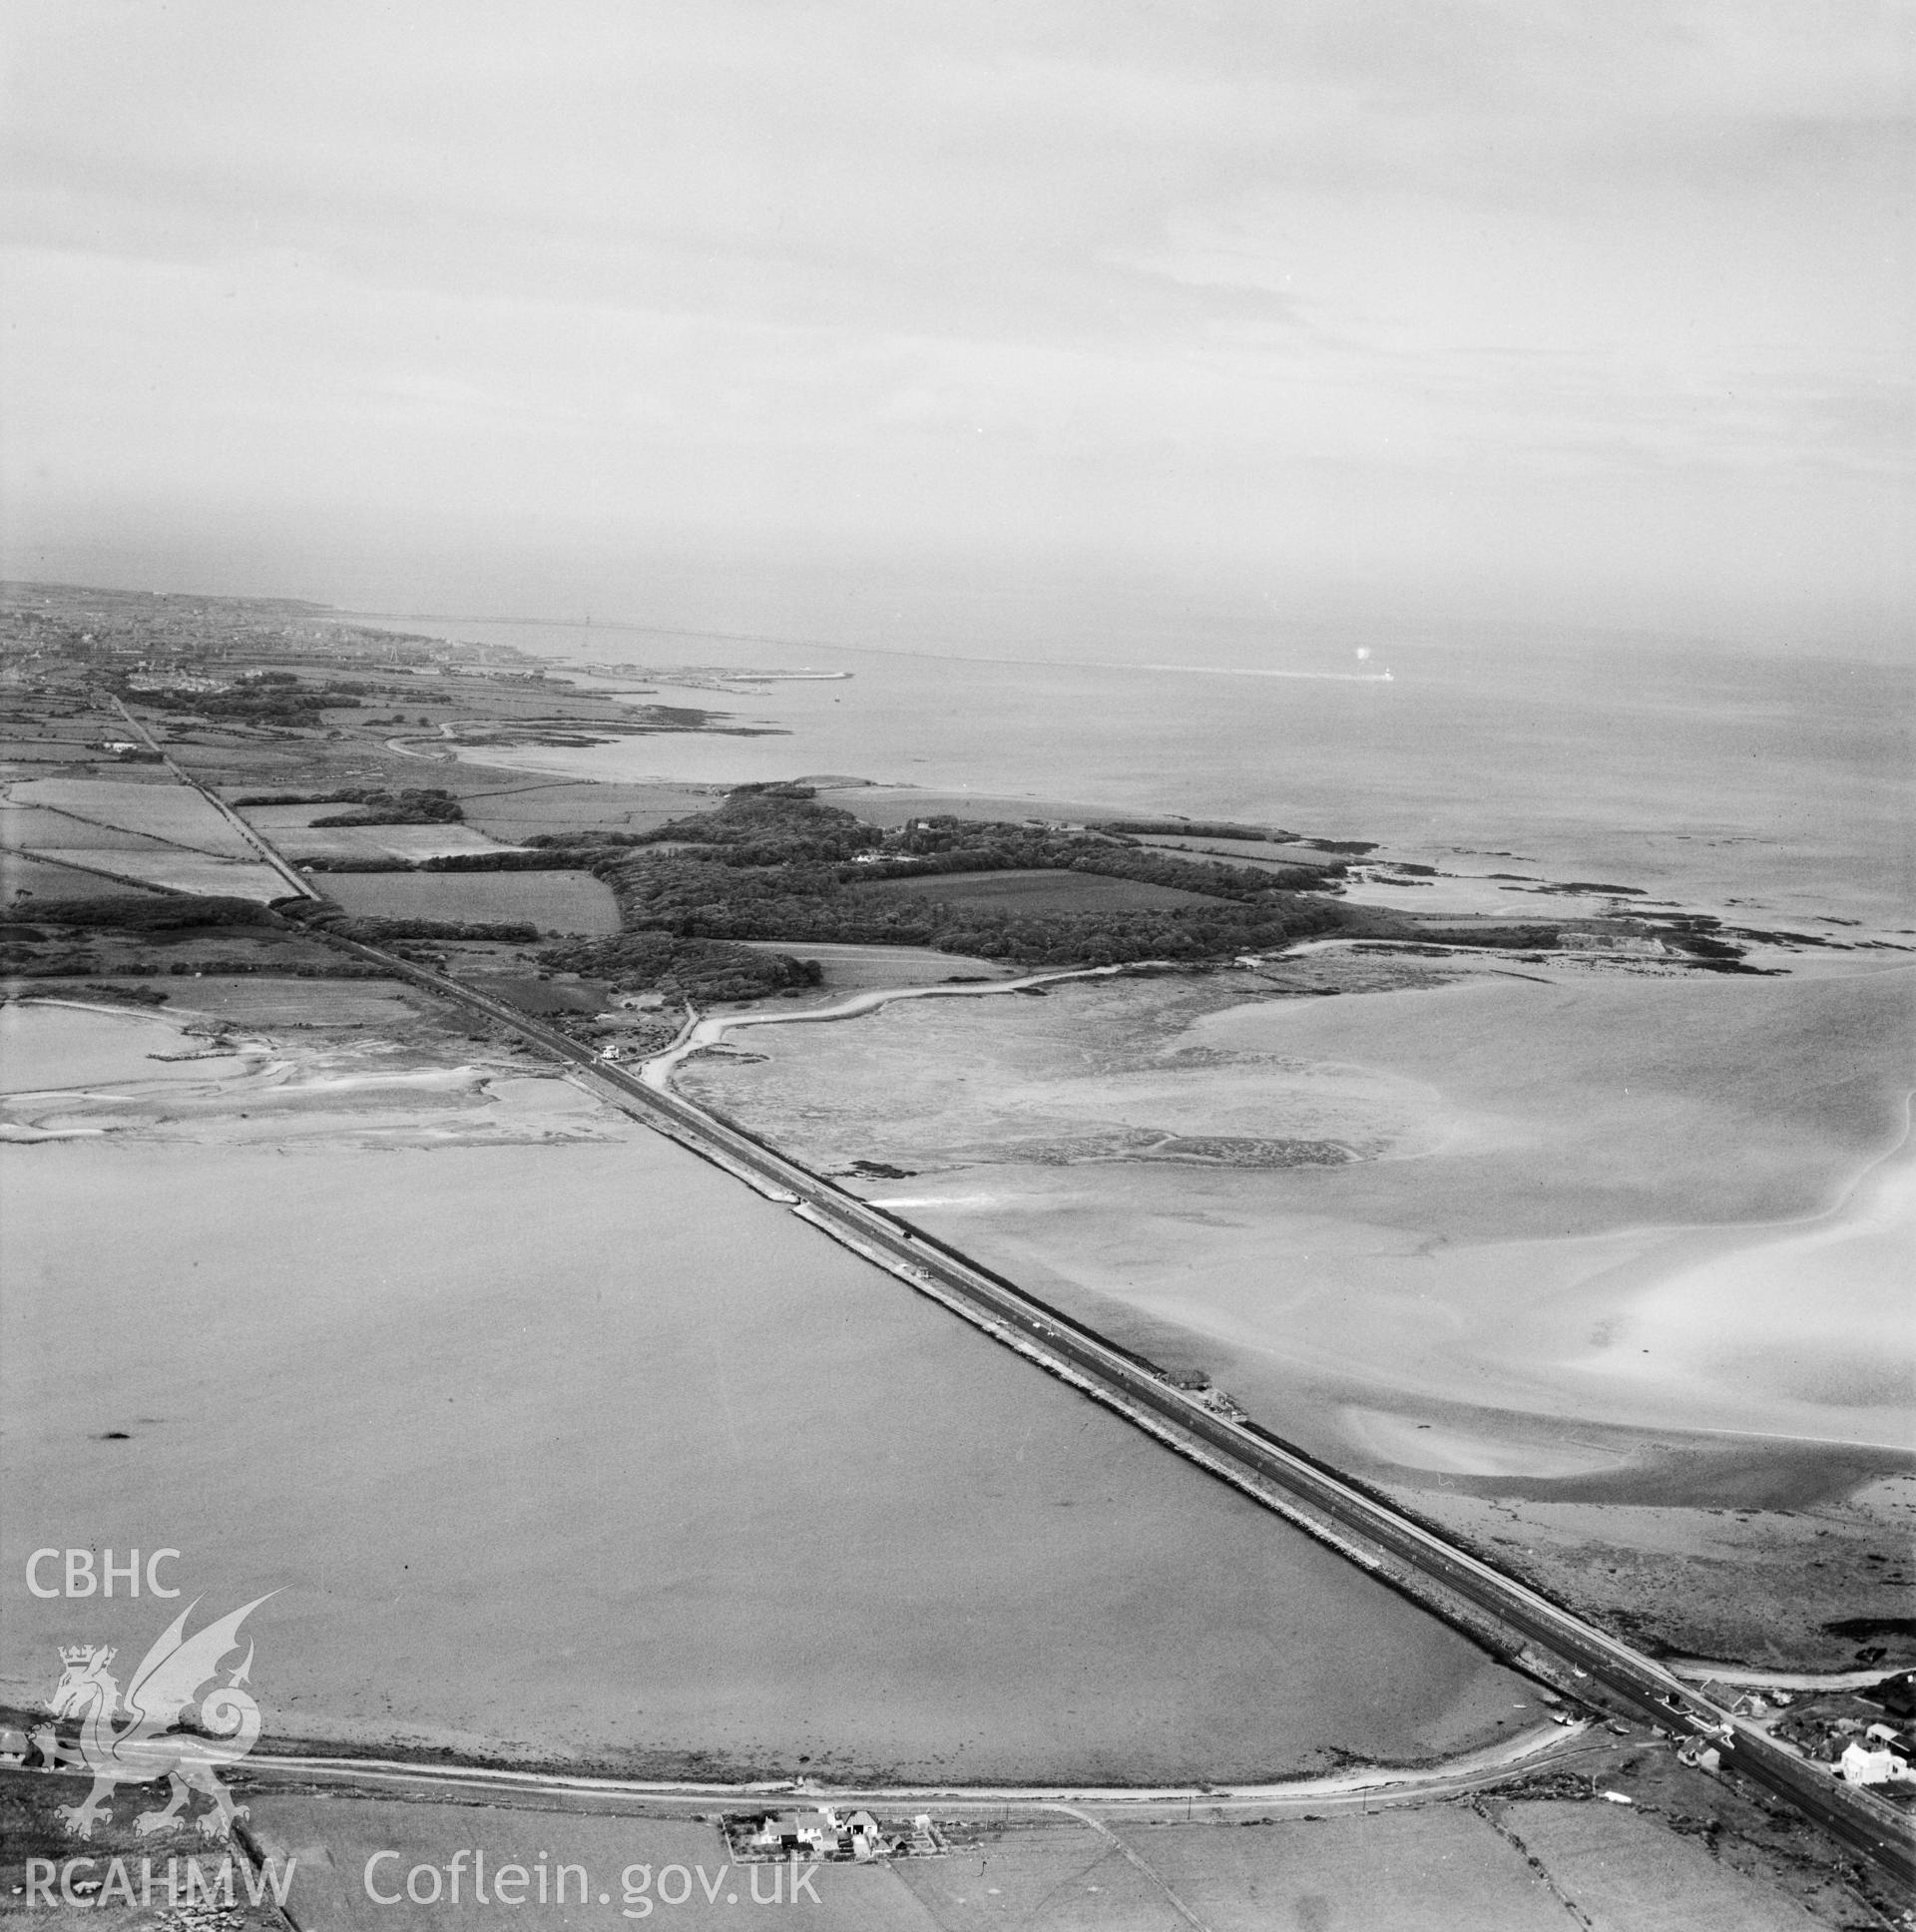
xmin=677 ymin=963 xmax=1916 ymax=1449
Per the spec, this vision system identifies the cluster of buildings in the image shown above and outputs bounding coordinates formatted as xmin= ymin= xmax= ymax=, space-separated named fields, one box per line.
xmin=1747 ymin=1672 xmax=1916 ymax=1796
xmin=0 ymin=584 xmax=537 ymax=689
xmin=124 ymin=671 xmax=232 ymax=695
xmin=729 ymin=1806 xmax=945 ymax=1863
xmin=1838 ymin=1725 xmax=1914 ymax=1789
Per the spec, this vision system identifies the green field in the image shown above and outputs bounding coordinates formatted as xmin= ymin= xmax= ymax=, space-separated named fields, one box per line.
xmin=735 ymin=939 xmax=1012 ymax=992
xmin=3 ymin=852 xmax=171 ymax=903
xmin=319 ymin=868 xmax=621 ymax=933
xmin=850 ymin=867 xmax=1217 ymax=912
xmin=0 ymin=774 xmax=289 ymax=902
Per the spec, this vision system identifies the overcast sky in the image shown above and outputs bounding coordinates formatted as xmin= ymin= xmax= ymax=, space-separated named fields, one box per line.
xmin=1 ymin=2 xmax=1909 ymax=651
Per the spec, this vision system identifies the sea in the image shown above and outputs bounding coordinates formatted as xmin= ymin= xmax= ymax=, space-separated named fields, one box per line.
xmin=364 ymin=614 xmax=1914 ymax=936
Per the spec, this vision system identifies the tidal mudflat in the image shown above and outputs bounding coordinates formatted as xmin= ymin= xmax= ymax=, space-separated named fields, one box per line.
xmin=677 ymin=960 xmax=1916 ymax=1665
xmin=1 ymin=1000 xmax=1532 ymax=1782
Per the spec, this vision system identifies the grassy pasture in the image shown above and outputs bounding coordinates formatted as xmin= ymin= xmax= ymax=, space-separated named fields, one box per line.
xmin=69 ymin=851 xmax=289 ymax=900
xmin=456 ymin=777 xmax=725 ymax=842
xmin=239 ymin=800 xmax=361 ymax=828
xmin=2 ymin=852 xmax=172 ymax=903
xmin=0 ymin=734 xmax=104 ymax=756
xmin=271 ymin=823 xmax=523 ymax=861
xmin=849 ymin=867 xmax=1218 ymax=912
xmin=12 ymin=776 xmax=256 ymax=855
xmin=0 ymin=775 xmax=290 ymax=901
xmin=735 ymin=938 xmax=1014 ymax=991
xmin=320 ymin=868 xmax=621 ymax=933
xmin=1136 ymin=832 xmax=1346 ymax=871
xmin=0 ymin=806 xmax=182 ymax=851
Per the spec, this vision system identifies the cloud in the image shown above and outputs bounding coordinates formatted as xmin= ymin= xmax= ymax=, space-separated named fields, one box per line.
xmin=1 ymin=0 xmax=1907 ymax=637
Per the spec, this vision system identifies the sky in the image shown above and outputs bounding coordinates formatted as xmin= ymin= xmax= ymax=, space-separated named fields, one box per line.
xmin=1 ymin=1 xmax=1910 ymax=656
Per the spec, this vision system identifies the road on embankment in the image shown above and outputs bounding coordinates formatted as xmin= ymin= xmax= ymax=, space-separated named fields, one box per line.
xmin=142 ymin=728 xmax=1903 ymax=1898
xmin=283 ymin=926 xmax=1908 ymax=1895
xmin=228 ymin=1715 xmax=1611 ymax=1824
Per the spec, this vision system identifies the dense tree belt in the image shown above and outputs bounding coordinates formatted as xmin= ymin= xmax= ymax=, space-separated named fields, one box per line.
xmin=233 ymin=786 xmax=464 ymax=825
xmin=532 ymin=930 xmax=823 ymax=1002
xmin=116 ymin=670 xmax=371 ymax=725
xmin=306 ymin=787 xmax=464 ymax=827
xmin=0 ymin=893 xmax=274 ymax=932
xmin=531 ymin=784 xmax=1372 ymax=977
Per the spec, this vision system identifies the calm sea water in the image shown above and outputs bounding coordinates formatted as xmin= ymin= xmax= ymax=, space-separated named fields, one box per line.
xmin=374 ymin=615 xmax=1914 ymax=931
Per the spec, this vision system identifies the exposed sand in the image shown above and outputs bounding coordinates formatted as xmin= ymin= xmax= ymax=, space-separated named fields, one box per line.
xmin=681 ymin=966 xmax=1915 ymax=1456
xmin=1 ymin=1000 xmax=1532 ymax=1781
xmin=0 ymin=1000 xmax=625 ymax=1149
xmin=1340 ymin=1411 xmax=1632 ymax=1480
xmin=1 ymin=1000 xmax=249 ymax=1098
xmin=1584 ymin=1111 xmax=1914 ymax=1425
xmin=86 ymin=977 xmax=428 ymax=1026
xmin=1336 ymin=869 xmax=1631 ymax=920
xmin=1404 ymin=1475 xmax=1916 ymax=1668
xmin=673 ymin=961 xmax=1916 ymax=1661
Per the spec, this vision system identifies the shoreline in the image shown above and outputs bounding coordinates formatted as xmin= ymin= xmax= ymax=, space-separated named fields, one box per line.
xmin=638 ymin=961 xmax=1161 ymax=1092
xmin=663 ymin=962 xmax=1916 ymax=1460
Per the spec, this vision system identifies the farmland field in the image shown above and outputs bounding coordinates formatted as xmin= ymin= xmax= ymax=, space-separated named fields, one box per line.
xmin=2 ymin=852 xmax=171 ymax=902
xmin=270 ymin=823 xmax=526 ymax=861
xmin=239 ymin=800 xmax=380 ymax=829
xmin=0 ymin=775 xmax=290 ymax=900
xmin=0 ymin=806 xmax=182 ymax=851
xmin=456 ymin=777 xmax=726 ymax=842
xmin=57 ymin=849 xmax=289 ymax=899
xmin=1135 ymin=833 xmax=1347 ymax=872
xmin=241 ymin=1787 xmax=1813 ymax=1932
xmin=9 ymin=776 xmax=257 ymax=855
xmin=848 ymin=867 xmax=1218 ymax=912
xmin=734 ymin=939 xmax=1013 ymax=992
xmin=317 ymin=868 xmax=621 ymax=932
xmin=0 ymin=740 xmax=101 ymax=764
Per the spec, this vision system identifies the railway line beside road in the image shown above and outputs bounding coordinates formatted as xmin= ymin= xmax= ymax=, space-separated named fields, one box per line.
xmin=295 ymin=927 xmax=1911 ymax=1895
xmin=140 ymin=733 xmax=1904 ymax=1896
